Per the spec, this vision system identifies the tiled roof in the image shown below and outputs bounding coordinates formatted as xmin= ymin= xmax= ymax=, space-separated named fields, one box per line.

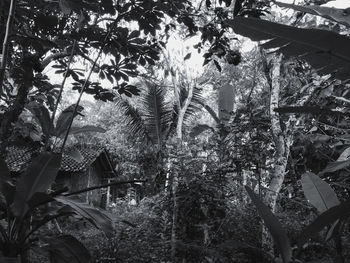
xmin=61 ymin=145 xmax=105 ymax=172
xmin=5 ymin=145 xmax=106 ymax=173
xmin=5 ymin=146 xmax=33 ymax=172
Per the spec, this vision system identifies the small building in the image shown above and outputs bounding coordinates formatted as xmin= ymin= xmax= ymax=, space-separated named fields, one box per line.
xmin=5 ymin=144 xmax=117 ymax=209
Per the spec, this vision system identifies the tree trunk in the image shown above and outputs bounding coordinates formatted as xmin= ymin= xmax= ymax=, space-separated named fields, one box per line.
xmin=266 ymin=54 xmax=286 ymax=210
xmin=170 ymin=155 xmax=179 ymax=262
xmin=260 ymin=49 xmax=318 ymax=255
xmin=263 ymin=54 xmax=292 ymax=253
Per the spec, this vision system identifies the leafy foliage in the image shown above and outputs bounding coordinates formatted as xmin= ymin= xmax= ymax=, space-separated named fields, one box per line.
xmin=227 ymin=17 xmax=350 ymax=80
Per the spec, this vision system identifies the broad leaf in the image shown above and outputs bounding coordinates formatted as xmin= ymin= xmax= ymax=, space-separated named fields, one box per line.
xmin=66 ymin=148 xmax=84 ymax=163
xmin=68 ymin=125 xmax=106 ymax=136
xmin=276 ymin=2 xmax=350 ymax=27
xmin=336 ymin=147 xmax=350 ymax=162
xmin=298 ymin=199 xmax=350 ymax=246
xmin=184 ymin=53 xmax=191 ymax=60
xmin=321 ymin=159 xmax=350 ymax=174
xmin=226 ymin=17 xmax=350 ymax=80
xmin=0 ymin=158 xmax=15 ymax=205
xmin=245 ymin=186 xmax=292 ymax=263
xmin=219 ymin=84 xmax=234 ymax=123
xmin=59 ymin=0 xmax=72 ymax=15
xmin=55 ymin=105 xmax=84 ymax=138
xmin=27 ymin=101 xmax=54 ymax=138
xmin=46 ymin=235 xmax=91 ymax=263
xmin=301 ymin=172 xmax=340 ymax=213
xmin=11 ymin=152 xmax=62 ymax=218
xmin=275 ymin=106 xmax=348 ymax=117
xmin=200 ymin=103 xmax=220 ymax=124
xmin=321 ymin=147 xmax=350 ymax=173
xmin=55 ymin=196 xmax=114 ymax=236
xmin=325 ymin=219 xmax=339 ymax=242
xmin=181 ymin=85 xmax=204 ymax=125
xmin=190 ymin=124 xmax=215 ymax=138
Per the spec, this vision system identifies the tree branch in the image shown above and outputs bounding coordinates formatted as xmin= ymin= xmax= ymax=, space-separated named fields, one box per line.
xmin=40 ymin=48 xmax=99 ymax=72
xmin=39 ymin=51 xmax=70 ymax=71
xmin=50 ymin=40 xmax=77 ymax=145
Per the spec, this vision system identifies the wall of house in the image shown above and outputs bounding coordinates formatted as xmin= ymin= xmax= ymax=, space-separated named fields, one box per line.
xmin=88 ymin=162 xmax=104 ymax=207
xmin=56 ymin=162 xmax=104 ymax=208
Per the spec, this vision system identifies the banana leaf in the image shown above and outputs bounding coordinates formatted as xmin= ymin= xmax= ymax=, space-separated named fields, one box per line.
xmin=276 ymin=2 xmax=350 ymax=27
xmin=245 ymin=186 xmax=292 ymax=263
xmin=301 ymin=172 xmax=340 ymax=213
xmin=226 ymin=17 xmax=350 ymax=80
xmin=298 ymin=199 xmax=350 ymax=246
xmin=55 ymin=196 xmax=114 ymax=236
xmin=11 ymin=152 xmax=62 ymax=218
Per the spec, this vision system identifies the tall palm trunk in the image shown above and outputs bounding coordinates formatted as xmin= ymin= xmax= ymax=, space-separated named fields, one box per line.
xmin=170 ymin=83 xmax=194 ymax=262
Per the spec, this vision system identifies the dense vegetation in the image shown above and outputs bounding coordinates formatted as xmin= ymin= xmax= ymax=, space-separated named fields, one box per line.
xmin=0 ymin=0 xmax=350 ymax=262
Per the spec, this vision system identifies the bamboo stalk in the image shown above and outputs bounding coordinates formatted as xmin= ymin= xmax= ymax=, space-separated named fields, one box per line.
xmin=0 ymin=0 xmax=17 ymax=97
xmin=60 ymin=21 xmax=117 ymax=153
xmin=51 ymin=41 xmax=77 ymax=126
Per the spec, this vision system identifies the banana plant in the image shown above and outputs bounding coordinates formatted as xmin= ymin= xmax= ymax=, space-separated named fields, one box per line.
xmin=0 ymin=152 xmax=114 ymax=262
xmin=246 ymin=172 xmax=350 ymax=263
xmin=26 ymin=102 xmax=106 ymax=147
xmin=298 ymin=172 xmax=350 ymax=246
xmin=225 ymin=4 xmax=350 ymax=81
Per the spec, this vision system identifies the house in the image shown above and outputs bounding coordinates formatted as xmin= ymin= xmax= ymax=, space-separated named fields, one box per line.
xmin=5 ymin=144 xmax=117 ymax=209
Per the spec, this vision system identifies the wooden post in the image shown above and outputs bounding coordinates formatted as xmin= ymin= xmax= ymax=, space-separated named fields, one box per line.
xmin=86 ymin=167 xmax=91 ymax=204
xmin=106 ymin=178 xmax=111 ymax=208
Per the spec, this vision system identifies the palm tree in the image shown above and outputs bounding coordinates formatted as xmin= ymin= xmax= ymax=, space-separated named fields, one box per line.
xmin=114 ymin=80 xmax=202 ymax=193
xmin=115 ymin=80 xmax=203 ymax=151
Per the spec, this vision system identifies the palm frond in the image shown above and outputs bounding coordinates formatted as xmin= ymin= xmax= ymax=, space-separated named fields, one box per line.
xmin=171 ymin=85 xmax=204 ymax=125
xmin=166 ymin=85 xmax=204 ymax=138
xmin=114 ymin=96 xmax=153 ymax=145
xmin=183 ymin=85 xmax=205 ymax=123
xmin=141 ymin=81 xmax=173 ymax=148
xmin=201 ymin=103 xmax=220 ymax=124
